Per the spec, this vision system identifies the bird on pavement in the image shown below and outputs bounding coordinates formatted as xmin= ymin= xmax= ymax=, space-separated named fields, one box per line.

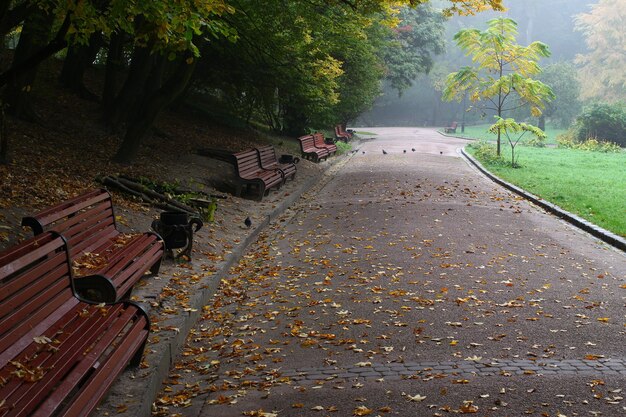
xmin=403 ymin=150 xmax=406 ymax=153
xmin=362 ymin=151 xmax=365 ymax=154
xmin=440 ymin=151 xmax=443 ymax=155
xmin=412 ymin=148 xmax=416 ymax=152
xmin=244 ymin=217 xmax=252 ymax=228
xmin=382 ymin=149 xmax=388 ymax=155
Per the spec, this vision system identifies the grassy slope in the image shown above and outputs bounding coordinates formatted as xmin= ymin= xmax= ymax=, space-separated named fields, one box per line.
xmin=466 ymin=145 xmax=626 ymax=237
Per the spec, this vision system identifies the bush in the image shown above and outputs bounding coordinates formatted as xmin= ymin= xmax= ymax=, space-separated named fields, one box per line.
xmin=467 ymin=140 xmax=504 ymax=164
xmin=574 ymin=102 xmax=626 ymax=147
xmin=525 ymin=134 xmax=546 ymax=147
xmin=335 ymin=140 xmax=351 ymax=155
xmin=557 ymin=131 xmax=622 ymax=153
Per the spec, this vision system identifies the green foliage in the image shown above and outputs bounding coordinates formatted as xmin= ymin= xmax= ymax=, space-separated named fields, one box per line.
xmin=380 ymin=6 xmax=445 ymax=94
xmin=335 ymin=141 xmax=352 ymax=155
xmin=573 ymin=102 xmax=626 ymax=147
xmin=488 ymin=116 xmax=546 ymax=166
xmin=537 ymin=62 xmax=581 ymax=128
xmin=467 ymin=140 xmax=503 ymax=164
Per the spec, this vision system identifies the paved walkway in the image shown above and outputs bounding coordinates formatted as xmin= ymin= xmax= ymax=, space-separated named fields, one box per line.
xmin=152 ymin=128 xmax=625 ymax=417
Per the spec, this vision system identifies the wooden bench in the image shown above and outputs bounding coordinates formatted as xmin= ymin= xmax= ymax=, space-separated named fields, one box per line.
xmin=444 ymin=121 xmax=458 ymax=133
xmin=297 ymin=135 xmax=330 ymax=162
xmin=21 ymin=189 xmax=163 ymax=302
xmin=334 ymin=124 xmax=352 ymax=142
xmin=313 ymin=132 xmax=337 ymax=156
xmin=232 ymin=149 xmax=284 ymax=200
xmin=0 ymin=231 xmax=150 ymax=417
xmin=256 ymin=145 xmax=297 ymax=183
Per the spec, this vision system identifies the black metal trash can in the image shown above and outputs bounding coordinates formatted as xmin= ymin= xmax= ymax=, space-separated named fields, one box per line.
xmin=152 ymin=211 xmax=203 ymax=259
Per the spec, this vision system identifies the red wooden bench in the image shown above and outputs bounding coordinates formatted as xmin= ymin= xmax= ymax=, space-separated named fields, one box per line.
xmin=21 ymin=189 xmax=163 ymax=302
xmin=444 ymin=121 xmax=458 ymax=133
xmin=297 ymin=135 xmax=330 ymax=162
xmin=256 ymin=145 xmax=297 ymax=183
xmin=313 ymin=132 xmax=337 ymax=156
xmin=334 ymin=124 xmax=352 ymax=142
xmin=0 ymin=231 xmax=150 ymax=417
xmin=232 ymin=149 xmax=284 ymax=200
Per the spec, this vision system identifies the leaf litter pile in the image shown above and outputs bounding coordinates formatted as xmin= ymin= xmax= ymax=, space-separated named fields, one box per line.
xmin=150 ymin=164 xmax=625 ymax=417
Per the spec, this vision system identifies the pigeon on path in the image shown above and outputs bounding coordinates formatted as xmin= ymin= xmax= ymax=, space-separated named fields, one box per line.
xmin=412 ymin=148 xmax=416 ymax=152
xmin=382 ymin=149 xmax=388 ymax=155
xmin=244 ymin=217 xmax=252 ymax=228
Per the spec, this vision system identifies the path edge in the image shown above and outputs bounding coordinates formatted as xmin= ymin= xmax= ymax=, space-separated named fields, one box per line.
xmin=95 ymin=149 xmax=358 ymax=417
xmin=460 ymin=147 xmax=625 ymax=252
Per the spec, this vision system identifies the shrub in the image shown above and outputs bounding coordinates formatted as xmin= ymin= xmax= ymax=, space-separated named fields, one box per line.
xmin=575 ymin=102 xmax=626 ymax=147
xmin=557 ymin=131 xmax=622 ymax=153
xmin=468 ymin=140 xmax=503 ymax=164
xmin=526 ymin=134 xmax=546 ymax=147
xmin=335 ymin=140 xmax=351 ymax=155
xmin=556 ymin=131 xmax=578 ymax=149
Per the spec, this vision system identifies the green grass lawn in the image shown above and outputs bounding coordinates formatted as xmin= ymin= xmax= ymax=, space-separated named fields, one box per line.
xmin=466 ymin=144 xmax=626 ymax=237
xmin=451 ymin=124 xmax=566 ymax=145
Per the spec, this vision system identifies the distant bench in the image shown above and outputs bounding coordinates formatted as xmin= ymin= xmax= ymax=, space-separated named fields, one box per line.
xmin=0 ymin=231 xmax=150 ymax=416
xmin=444 ymin=121 xmax=458 ymax=133
xmin=297 ymin=134 xmax=330 ymax=162
xmin=313 ymin=132 xmax=337 ymax=156
xmin=334 ymin=124 xmax=353 ymax=142
xmin=21 ymin=189 xmax=163 ymax=302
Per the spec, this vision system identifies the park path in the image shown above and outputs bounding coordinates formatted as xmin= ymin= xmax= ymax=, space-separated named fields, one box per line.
xmin=153 ymin=128 xmax=625 ymax=417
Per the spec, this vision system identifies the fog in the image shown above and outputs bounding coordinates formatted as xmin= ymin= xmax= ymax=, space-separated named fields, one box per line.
xmin=358 ymin=0 xmax=594 ymax=127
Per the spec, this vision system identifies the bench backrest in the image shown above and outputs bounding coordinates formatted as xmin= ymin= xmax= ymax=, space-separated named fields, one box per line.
xmin=22 ymin=189 xmax=118 ymax=257
xmin=313 ymin=133 xmax=327 ymax=147
xmin=256 ymin=145 xmax=278 ymax=168
xmin=298 ymin=135 xmax=316 ymax=151
xmin=233 ymin=149 xmax=262 ymax=176
xmin=450 ymin=122 xmax=458 ymax=128
xmin=0 ymin=232 xmax=76 ymax=369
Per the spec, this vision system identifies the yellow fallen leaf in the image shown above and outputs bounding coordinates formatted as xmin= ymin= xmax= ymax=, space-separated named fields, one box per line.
xmin=353 ymin=405 xmax=373 ymax=416
xmin=405 ymin=393 xmax=426 ymax=402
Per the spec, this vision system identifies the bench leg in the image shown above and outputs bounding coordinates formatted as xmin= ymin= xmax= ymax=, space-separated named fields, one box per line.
xmin=129 ymin=338 xmax=147 ymax=368
xmin=150 ymin=257 xmax=162 ymax=275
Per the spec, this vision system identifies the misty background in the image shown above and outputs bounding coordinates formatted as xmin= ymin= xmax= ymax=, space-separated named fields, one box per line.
xmin=357 ymin=0 xmax=591 ymax=128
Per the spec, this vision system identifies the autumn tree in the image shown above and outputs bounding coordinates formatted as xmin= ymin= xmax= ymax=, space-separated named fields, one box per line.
xmin=0 ymin=0 xmax=505 ymax=164
xmin=574 ymin=0 xmax=626 ymax=103
xmin=443 ymin=18 xmax=554 ymax=156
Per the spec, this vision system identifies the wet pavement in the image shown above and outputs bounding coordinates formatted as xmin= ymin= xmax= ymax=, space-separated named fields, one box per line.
xmin=151 ymin=128 xmax=625 ymax=417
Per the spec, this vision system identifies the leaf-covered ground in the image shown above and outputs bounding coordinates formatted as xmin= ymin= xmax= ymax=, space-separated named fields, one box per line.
xmin=139 ymin=128 xmax=625 ymax=417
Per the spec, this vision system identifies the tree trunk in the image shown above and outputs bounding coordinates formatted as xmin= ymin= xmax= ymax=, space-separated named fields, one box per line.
xmin=3 ymin=8 xmax=55 ymax=120
xmin=59 ymin=32 xmax=103 ymax=100
xmin=106 ymin=43 xmax=154 ymax=129
xmin=0 ymin=101 xmax=8 ymax=164
xmin=112 ymin=56 xmax=197 ymax=164
xmin=102 ymin=33 xmax=125 ymax=112
xmin=538 ymin=114 xmax=545 ymax=131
